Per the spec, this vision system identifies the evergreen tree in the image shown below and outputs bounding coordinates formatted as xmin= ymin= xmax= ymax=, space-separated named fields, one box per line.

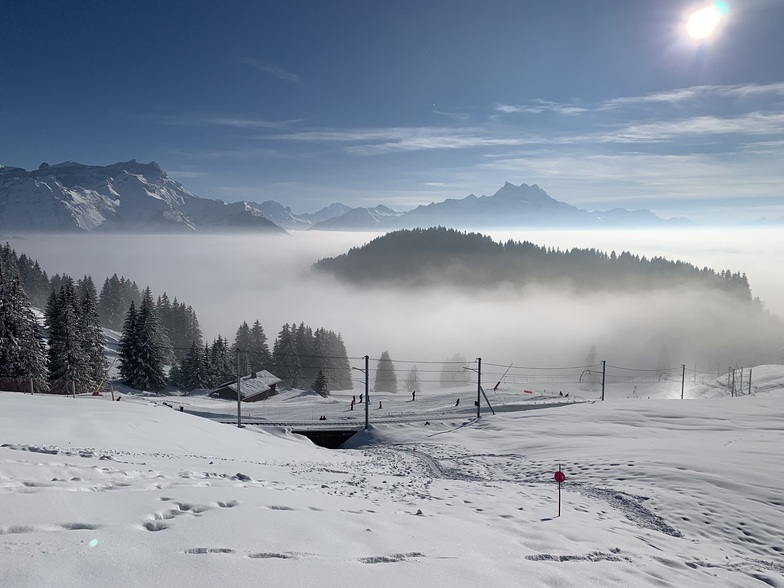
xmin=440 ymin=353 xmax=470 ymax=387
xmin=273 ymin=323 xmax=302 ymax=388
xmin=232 ymin=321 xmax=253 ymax=376
xmin=374 ymin=351 xmax=398 ymax=392
xmin=248 ymin=320 xmax=272 ymax=372
xmin=312 ymin=327 xmax=333 ymax=386
xmin=15 ymin=253 xmax=50 ymax=308
xmin=117 ymin=302 xmax=140 ymax=387
xmin=311 ymin=369 xmax=329 ymax=397
xmin=209 ymin=335 xmax=233 ymax=383
xmin=98 ymin=274 xmax=141 ymax=331
xmin=585 ymin=344 xmax=597 ymax=367
xmin=170 ymin=341 xmax=209 ymax=391
xmin=330 ymin=332 xmax=353 ymax=390
xmin=76 ymin=275 xmax=108 ymax=389
xmin=118 ymin=289 xmax=168 ymax=392
xmin=183 ymin=341 xmax=208 ymax=390
xmin=47 ymin=278 xmax=92 ymax=393
xmin=0 ymin=261 xmax=48 ymax=390
xmin=406 ymin=365 xmax=421 ymax=393
xmin=295 ymin=322 xmax=317 ymax=381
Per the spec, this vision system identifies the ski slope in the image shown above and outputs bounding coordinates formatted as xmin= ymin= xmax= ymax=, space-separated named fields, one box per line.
xmin=1 ymin=367 xmax=783 ymax=587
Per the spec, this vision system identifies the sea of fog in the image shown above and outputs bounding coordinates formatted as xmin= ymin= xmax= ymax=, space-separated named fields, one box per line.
xmin=3 ymin=228 xmax=783 ymax=370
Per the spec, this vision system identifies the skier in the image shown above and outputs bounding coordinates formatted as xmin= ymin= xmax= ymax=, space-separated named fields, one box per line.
xmin=378 ymin=400 xmax=383 ymax=409
xmin=412 ymin=390 xmax=416 ymax=401
xmin=350 ymin=398 xmax=355 ymax=411
xmin=454 ymin=398 xmax=460 ymax=407
xmin=359 ymin=394 xmax=363 ymax=403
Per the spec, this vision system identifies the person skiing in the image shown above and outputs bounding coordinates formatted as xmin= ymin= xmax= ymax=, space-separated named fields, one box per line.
xmin=378 ymin=400 xmax=383 ymax=409
xmin=412 ymin=391 xmax=416 ymax=401
xmin=454 ymin=398 xmax=460 ymax=407
xmin=350 ymin=398 xmax=355 ymax=411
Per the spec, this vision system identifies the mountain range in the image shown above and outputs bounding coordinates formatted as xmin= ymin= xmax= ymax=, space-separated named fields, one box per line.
xmin=0 ymin=160 xmax=692 ymax=233
xmin=0 ymin=160 xmax=284 ymax=234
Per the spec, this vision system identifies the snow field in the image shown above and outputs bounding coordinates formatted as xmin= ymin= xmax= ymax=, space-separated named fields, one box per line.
xmin=2 ymin=370 xmax=784 ymax=587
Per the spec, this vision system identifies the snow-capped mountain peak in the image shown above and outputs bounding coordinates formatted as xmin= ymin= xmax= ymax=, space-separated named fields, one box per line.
xmin=0 ymin=160 xmax=285 ymax=234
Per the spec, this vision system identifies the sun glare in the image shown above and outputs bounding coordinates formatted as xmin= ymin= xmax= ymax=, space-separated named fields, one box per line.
xmin=686 ymin=2 xmax=728 ymax=40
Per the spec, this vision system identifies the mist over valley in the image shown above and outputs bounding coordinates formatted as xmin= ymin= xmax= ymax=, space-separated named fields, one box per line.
xmin=4 ymin=227 xmax=782 ymax=373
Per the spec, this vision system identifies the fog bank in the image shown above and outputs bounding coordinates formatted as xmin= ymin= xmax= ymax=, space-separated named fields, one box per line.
xmin=3 ymin=228 xmax=782 ymax=371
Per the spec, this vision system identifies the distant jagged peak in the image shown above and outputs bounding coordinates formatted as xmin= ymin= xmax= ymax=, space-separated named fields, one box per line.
xmin=489 ymin=181 xmax=552 ymax=202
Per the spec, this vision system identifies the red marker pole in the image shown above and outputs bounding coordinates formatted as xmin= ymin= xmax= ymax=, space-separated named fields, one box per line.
xmin=554 ymin=464 xmax=566 ymax=517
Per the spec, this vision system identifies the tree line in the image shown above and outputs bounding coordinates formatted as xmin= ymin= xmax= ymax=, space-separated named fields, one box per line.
xmin=1 ymin=243 xmax=353 ymax=397
xmin=313 ymin=227 xmax=756 ymax=301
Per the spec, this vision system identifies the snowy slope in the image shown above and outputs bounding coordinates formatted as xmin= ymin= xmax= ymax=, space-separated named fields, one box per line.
xmin=1 ymin=368 xmax=783 ymax=587
xmin=0 ymin=161 xmax=285 ymax=233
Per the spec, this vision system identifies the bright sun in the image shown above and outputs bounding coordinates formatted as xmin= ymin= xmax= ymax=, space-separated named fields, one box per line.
xmin=686 ymin=2 xmax=728 ymax=40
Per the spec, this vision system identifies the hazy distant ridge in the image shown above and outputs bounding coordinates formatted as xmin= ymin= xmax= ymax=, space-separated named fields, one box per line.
xmin=314 ymin=227 xmax=750 ymax=296
xmin=309 ymin=182 xmax=693 ymax=230
xmin=0 ymin=160 xmax=285 ymax=234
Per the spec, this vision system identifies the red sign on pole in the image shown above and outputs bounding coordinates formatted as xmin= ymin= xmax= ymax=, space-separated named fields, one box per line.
xmin=554 ymin=466 xmax=566 ymax=517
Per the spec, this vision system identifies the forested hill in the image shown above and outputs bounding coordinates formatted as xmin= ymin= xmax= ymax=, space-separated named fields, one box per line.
xmin=313 ymin=227 xmax=755 ymax=300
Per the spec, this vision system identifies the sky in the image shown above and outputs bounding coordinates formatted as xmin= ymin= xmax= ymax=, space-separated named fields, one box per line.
xmin=2 ymin=368 xmax=784 ymax=587
xmin=2 ymin=0 xmax=784 ymax=223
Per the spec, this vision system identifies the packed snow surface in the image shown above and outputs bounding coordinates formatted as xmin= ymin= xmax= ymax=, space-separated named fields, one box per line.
xmin=2 ymin=368 xmax=783 ymax=587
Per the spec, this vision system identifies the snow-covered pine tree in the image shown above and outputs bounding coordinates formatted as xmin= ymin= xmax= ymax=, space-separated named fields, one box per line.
xmin=181 ymin=341 xmax=208 ymax=391
xmin=118 ymin=289 xmax=168 ymax=392
xmin=209 ymin=335 xmax=233 ymax=384
xmin=0 ymin=260 xmax=48 ymax=390
xmin=76 ymin=275 xmax=108 ymax=390
xmin=47 ymin=278 xmax=92 ymax=394
xmin=117 ymin=301 xmax=140 ymax=387
xmin=374 ymin=351 xmax=398 ymax=393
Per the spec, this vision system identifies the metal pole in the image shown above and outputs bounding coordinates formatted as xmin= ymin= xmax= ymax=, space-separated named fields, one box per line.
xmin=29 ymin=376 xmax=34 ymax=395
xmin=748 ymin=368 xmax=752 ymax=395
xmin=601 ymin=360 xmax=606 ymax=401
xmin=364 ymin=355 xmax=369 ymax=430
xmin=558 ymin=463 xmax=562 ymax=517
xmin=71 ymin=380 xmax=76 ymax=398
xmin=236 ymin=349 xmax=242 ymax=428
xmin=681 ymin=364 xmax=685 ymax=399
xmin=476 ymin=357 xmax=481 ymax=419
xmin=739 ymin=367 xmax=744 ymax=396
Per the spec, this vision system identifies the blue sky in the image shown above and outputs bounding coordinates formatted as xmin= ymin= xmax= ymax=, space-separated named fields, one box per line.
xmin=2 ymin=0 xmax=783 ymax=223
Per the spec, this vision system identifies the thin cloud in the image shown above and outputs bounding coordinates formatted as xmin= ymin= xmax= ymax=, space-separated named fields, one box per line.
xmin=495 ymin=100 xmax=588 ymax=115
xmin=496 ymin=83 xmax=784 ymax=116
xmin=600 ymin=112 xmax=784 ymax=143
xmin=159 ymin=114 xmax=301 ymax=129
xmin=272 ymin=126 xmax=533 ymax=154
xmin=605 ymin=82 xmax=784 ymax=107
xmin=237 ymin=56 xmax=303 ymax=84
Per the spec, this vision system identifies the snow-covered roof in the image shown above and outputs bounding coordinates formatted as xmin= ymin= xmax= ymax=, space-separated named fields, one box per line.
xmin=220 ymin=370 xmax=282 ymax=399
